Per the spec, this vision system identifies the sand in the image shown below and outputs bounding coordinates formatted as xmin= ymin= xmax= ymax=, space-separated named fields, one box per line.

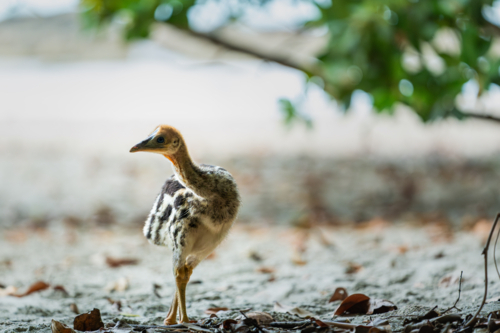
xmin=1 ymin=222 xmax=499 ymax=332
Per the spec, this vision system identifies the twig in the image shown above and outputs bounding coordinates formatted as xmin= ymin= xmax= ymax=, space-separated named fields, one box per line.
xmin=465 ymin=213 xmax=500 ymax=327
xmin=269 ymin=321 xmax=312 ymax=328
xmin=494 ymin=219 xmax=500 ymax=280
xmin=442 ymin=271 xmax=463 ymax=314
xmin=321 ymin=320 xmax=371 ymax=329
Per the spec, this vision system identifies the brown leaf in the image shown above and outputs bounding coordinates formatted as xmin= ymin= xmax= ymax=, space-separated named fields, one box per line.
xmin=367 ymin=299 xmax=397 ymax=314
xmin=13 ymin=281 xmax=50 ymax=297
xmin=69 ymin=303 xmax=79 ymax=314
xmin=334 ymin=294 xmax=370 ymax=315
xmin=73 ymin=308 xmax=104 ymax=331
xmin=256 ymin=266 xmax=275 ymax=274
xmin=274 ymin=301 xmax=314 ymax=318
xmin=53 ymin=285 xmax=69 ymax=296
xmin=241 ymin=312 xmax=274 ymax=325
xmin=51 ymin=320 xmax=76 ymax=333
xmin=345 ymin=262 xmax=363 ymax=274
xmin=105 ymin=257 xmax=139 ymax=268
xmin=220 ymin=319 xmax=238 ymax=330
xmin=396 ymin=245 xmax=409 ymax=254
xmin=205 ymin=307 xmax=229 ymax=315
xmin=329 ymin=287 xmax=348 ymax=303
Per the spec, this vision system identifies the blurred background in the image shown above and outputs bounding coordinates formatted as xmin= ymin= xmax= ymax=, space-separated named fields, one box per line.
xmin=2 ymin=0 xmax=500 ymax=228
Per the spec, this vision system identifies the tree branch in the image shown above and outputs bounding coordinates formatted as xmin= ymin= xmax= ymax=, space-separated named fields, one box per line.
xmin=175 ymin=26 xmax=500 ymax=125
xmin=174 ymin=27 xmax=324 ymax=79
xmin=459 ymin=112 xmax=500 ymax=124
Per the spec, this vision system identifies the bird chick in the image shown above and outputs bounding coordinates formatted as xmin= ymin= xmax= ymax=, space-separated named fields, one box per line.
xmin=130 ymin=125 xmax=240 ymax=324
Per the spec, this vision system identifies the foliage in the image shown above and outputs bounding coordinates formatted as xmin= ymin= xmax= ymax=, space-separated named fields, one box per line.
xmin=81 ymin=0 xmax=500 ymax=122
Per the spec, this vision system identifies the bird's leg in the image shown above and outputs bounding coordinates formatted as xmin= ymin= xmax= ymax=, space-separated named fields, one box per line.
xmin=175 ymin=265 xmax=193 ymax=323
xmin=163 ymin=290 xmax=179 ymax=325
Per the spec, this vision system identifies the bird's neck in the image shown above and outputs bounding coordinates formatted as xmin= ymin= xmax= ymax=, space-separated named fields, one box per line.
xmin=164 ymin=145 xmax=212 ymax=198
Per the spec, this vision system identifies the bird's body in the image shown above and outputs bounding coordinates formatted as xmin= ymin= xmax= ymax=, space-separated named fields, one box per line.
xmin=144 ymin=165 xmax=239 ymax=267
xmin=130 ymin=125 xmax=240 ymax=324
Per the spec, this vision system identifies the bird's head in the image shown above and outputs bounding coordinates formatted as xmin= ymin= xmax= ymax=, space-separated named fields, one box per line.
xmin=130 ymin=125 xmax=183 ymax=156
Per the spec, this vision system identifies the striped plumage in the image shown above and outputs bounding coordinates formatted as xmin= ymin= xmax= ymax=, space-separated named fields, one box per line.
xmin=144 ymin=164 xmax=238 ymax=251
xmin=130 ymin=125 xmax=240 ymax=325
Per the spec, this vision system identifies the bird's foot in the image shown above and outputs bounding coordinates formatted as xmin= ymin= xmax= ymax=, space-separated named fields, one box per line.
xmin=164 ymin=317 xmax=178 ymax=326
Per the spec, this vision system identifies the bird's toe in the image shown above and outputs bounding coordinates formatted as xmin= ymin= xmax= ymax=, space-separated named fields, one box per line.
xmin=164 ymin=317 xmax=178 ymax=326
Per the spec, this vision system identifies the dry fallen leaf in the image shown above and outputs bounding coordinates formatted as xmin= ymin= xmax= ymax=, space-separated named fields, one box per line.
xmin=51 ymin=320 xmax=76 ymax=333
xmin=367 ymin=299 xmax=397 ymax=314
xmin=334 ymin=294 xmax=397 ymax=316
xmin=220 ymin=319 xmax=238 ymax=330
xmin=329 ymin=287 xmax=348 ymax=302
xmin=53 ymin=285 xmax=69 ymax=296
xmin=345 ymin=262 xmax=363 ymax=274
xmin=240 ymin=312 xmax=274 ymax=325
xmin=334 ymin=294 xmax=370 ymax=315
xmin=105 ymin=257 xmax=139 ymax=268
xmin=395 ymin=245 xmax=409 ymax=254
xmin=105 ymin=277 xmax=129 ymax=292
xmin=69 ymin=303 xmax=79 ymax=314
xmin=256 ymin=266 xmax=275 ymax=274
xmin=14 ymin=281 xmax=50 ymax=297
xmin=73 ymin=308 xmax=104 ymax=332
xmin=205 ymin=307 xmax=229 ymax=315
xmin=274 ymin=301 xmax=314 ymax=318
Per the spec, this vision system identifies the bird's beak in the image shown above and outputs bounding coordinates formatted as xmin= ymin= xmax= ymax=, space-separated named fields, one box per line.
xmin=129 ymin=138 xmax=150 ymax=153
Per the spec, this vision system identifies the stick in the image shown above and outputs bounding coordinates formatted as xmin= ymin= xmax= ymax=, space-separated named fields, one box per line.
xmin=464 ymin=213 xmax=500 ymax=327
xmin=494 ymin=219 xmax=500 ymax=280
xmin=442 ymin=271 xmax=463 ymax=314
xmin=268 ymin=321 xmax=312 ymax=328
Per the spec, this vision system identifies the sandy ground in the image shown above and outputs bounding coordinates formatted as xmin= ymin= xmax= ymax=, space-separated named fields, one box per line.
xmin=1 ymin=222 xmax=500 ymax=332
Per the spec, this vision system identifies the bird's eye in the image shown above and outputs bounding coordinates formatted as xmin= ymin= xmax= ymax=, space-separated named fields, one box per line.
xmin=156 ymin=137 xmax=165 ymax=143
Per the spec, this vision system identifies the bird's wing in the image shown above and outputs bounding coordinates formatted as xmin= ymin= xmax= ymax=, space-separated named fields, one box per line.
xmin=143 ymin=175 xmax=204 ymax=247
